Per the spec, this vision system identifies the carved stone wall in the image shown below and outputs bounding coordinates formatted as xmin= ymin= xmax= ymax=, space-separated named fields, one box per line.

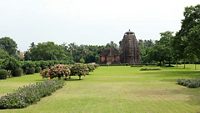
xmin=119 ymin=30 xmax=140 ymax=64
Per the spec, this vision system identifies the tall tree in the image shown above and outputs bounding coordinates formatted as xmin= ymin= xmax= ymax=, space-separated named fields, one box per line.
xmin=138 ymin=39 xmax=155 ymax=64
xmin=26 ymin=42 xmax=73 ymax=62
xmin=172 ymin=4 xmax=200 ymax=68
xmin=0 ymin=37 xmax=17 ymax=56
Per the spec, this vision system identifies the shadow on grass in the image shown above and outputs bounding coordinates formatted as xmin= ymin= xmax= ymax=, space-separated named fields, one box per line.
xmin=65 ymin=79 xmax=82 ymax=81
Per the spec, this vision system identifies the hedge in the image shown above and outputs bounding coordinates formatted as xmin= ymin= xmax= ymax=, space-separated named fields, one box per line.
xmin=0 ymin=69 xmax=9 ymax=79
xmin=177 ymin=79 xmax=200 ymax=88
xmin=140 ymin=67 xmax=161 ymax=71
xmin=0 ymin=79 xmax=64 ymax=109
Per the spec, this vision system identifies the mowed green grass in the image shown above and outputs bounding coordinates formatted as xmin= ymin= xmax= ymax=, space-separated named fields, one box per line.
xmin=0 ymin=65 xmax=200 ymax=113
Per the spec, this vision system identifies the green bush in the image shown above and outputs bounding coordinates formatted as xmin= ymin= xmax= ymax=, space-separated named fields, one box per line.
xmin=87 ymin=64 xmax=95 ymax=72
xmin=40 ymin=61 xmax=50 ymax=70
xmin=140 ymin=67 xmax=161 ymax=71
xmin=22 ymin=61 xmax=36 ymax=74
xmin=0 ymin=79 xmax=64 ymax=109
xmin=48 ymin=64 xmax=71 ymax=79
xmin=1 ymin=57 xmax=21 ymax=76
xmin=177 ymin=79 xmax=200 ymax=88
xmin=35 ymin=66 xmax=41 ymax=73
xmin=40 ymin=68 xmax=50 ymax=78
xmin=70 ymin=63 xmax=89 ymax=79
xmin=26 ymin=67 xmax=35 ymax=74
xmin=12 ymin=68 xmax=23 ymax=77
xmin=0 ymin=69 xmax=8 ymax=79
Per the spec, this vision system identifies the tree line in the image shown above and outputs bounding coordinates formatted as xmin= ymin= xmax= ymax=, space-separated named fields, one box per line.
xmin=0 ymin=4 xmax=199 ymax=66
xmin=140 ymin=4 xmax=200 ymax=67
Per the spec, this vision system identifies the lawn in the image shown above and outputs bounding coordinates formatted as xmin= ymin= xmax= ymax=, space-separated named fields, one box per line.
xmin=0 ymin=65 xmax=200 ymax=113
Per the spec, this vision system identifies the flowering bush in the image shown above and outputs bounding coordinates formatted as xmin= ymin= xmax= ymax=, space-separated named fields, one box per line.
xmin=70 ymin=63 xmax=89 ymax=79
xmin=87 ymin=64 xmax=96 ymax=72
xmin=40 ymin=68 xmax=50 ymax=78
xmin=40 ymin=64 xmax=71 ymax=79
xmin=0 ymin=79 xmax=64 ymax=109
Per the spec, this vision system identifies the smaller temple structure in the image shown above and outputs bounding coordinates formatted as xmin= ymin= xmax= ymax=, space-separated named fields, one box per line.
xmin=99 ymin=48 xmax=120 ymax=64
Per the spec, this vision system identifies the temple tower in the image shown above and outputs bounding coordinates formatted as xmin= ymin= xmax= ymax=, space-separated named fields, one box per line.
xmin=119 ymin=29 xmax=140 ymax=64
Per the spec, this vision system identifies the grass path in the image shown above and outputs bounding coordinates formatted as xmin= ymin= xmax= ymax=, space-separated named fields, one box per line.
xmin=0 ymin=66 xmax=200 ymax=113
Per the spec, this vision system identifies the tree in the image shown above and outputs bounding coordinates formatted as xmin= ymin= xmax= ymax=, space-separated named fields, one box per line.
xmin=0 ymin=37 xmax=17 ymax=56
xmin=26 ymin=42 xmax=73 ymax=62
xmin=159 ymin=31 xmax=174 ymax=66
xmin=0 ymin=48 xmax=9 ymax=59
xmin=1 ymin=57 xmax=21 ymax=76
xmin=138 ymin=39 xmax=155 ymax=64
xmin=172 ymin=4 xmax=200 ymax=68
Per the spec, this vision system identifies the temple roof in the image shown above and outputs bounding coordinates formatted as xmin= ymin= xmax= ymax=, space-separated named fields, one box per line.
xmin=100 ymin=48 xmax=119 ymax=56
xmin=125 ymin=29 xmax=134 ymax=35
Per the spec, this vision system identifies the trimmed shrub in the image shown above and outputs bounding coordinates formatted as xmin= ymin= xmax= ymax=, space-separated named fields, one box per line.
xmin=0 ymin=69 xmax=8 ymax=79
xmin=12 ymin=68 xmax=23 ymax=77
xmin=35 ymin=66 xmax=41 ymax=73
xmin=140 ymin=67 xmax=161 ymax=71
xmin=70 ymin=63 xmax=89 ymax=79
xmin=22 ymin=61 xmax=36 ymax=74
xmin=87 ymin=64 xmax=95 ymax=72
xmin=26 ymin=67 xmax=35 ymax=74
xmin=0 ymin=79 xmax=64 ymax=109
xmin=40 ymin=61 xmax=50 ymax=70
xmin=40 ymin=68 xmax=50 ymax=78
xmin=1 ymin=57 xmax=21 ymax=76
xmin=177 ymin=79 xmax=200 ymax=88
xmin=48 ymin=64 xmax=71 ymax=79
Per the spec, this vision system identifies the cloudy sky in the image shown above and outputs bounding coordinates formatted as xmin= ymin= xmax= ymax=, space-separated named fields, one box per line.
xmin=0 ymin=0 xmax=199 ymax=51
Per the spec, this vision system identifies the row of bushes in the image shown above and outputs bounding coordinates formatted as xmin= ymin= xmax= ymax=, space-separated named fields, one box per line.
xmin=140 ymin=67 xmax=161 ymax=71
xmin=41 ymin=63 xmax=98 ymax=80
xmin=0 ymin=79 xmax=64 ymax=109
xmin=177 ymin=79 xmax=200 ymax=88
xmin=0 ymin=57 xmax=77 ymax=80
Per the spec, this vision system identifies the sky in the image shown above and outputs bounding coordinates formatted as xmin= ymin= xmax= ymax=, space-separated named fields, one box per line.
xmin=0 ymin=0 xmax=199 ymax=51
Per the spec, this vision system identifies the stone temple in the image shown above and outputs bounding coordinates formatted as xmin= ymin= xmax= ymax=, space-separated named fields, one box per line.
xmin=119 ymin=29 xmax=140 ymax=64
xmin=100 ymin=30 xmax=140 ymax=64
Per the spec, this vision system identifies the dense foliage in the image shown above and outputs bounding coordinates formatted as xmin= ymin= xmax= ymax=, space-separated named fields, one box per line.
xmin=40 ymin=63 xmax=96 ymax=80
xmin=48 ymin=64 xmax=71 ymax=79
xmin=25 ymin=42 xmax=73 ymax=62
xmin=0 ymin=69 xmax=9 ymax=79
xmin=22 ymin=61 xmax=36 ymax=74
xmin=0 ymin=4 xmax=199 ymax=67
xmin=0 ymin=79 xmax=64 ymax=109
xmin=0 ymin=37 xmax=17 ymax=57
xmin=70 ymin=63 xmax=89 ymax=79
xmin=177 ymin=79 xmax=200 ymax=88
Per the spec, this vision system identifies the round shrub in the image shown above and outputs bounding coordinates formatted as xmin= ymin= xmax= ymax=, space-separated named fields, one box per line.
xmin=22 ymin=61 xmax=36 ymax=74
xmin=70 ymin=63 xmax=89 ymax=79
xmin=1 ymin=57 xmax=21 ymax=72
xmin=0 ymin=69 xmax=8 ymax=79
xmin=25 ymin=67 xmax=35 ymax=74
xmin=12 ymin=68 xmax=23 ymax=77
xmin=35 ymin=67 xmax=41 ymax=73
xmin=40 ymin=68 xmax=50 ymax=78
xmin=87 ymin=64 xmax=95 ymax=72
xmin=48 ymin=64 xmax=71 ymax=79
